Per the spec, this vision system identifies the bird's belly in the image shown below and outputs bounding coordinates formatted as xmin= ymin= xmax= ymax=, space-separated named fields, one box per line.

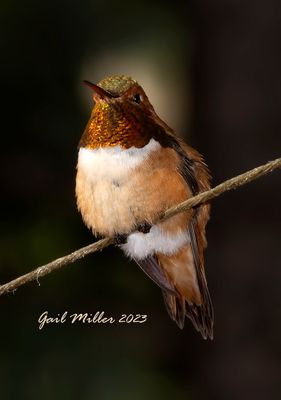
xmin=91 ymin=176 xmax=141 ymax=234
xmin=77 ymin=170 xmax=191 ymax=258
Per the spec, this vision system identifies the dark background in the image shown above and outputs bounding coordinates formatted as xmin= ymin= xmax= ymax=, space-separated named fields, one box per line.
xmin=1 ymin=1 xmax=280 ymax=399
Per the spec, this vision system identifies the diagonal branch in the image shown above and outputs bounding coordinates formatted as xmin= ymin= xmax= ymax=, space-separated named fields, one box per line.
xmin=0 ymin=157 xmax=280 ymax=297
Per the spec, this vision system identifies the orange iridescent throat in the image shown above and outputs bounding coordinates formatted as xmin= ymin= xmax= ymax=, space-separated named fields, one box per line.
xmin=79 ymin=99 xmax=153 ymax=149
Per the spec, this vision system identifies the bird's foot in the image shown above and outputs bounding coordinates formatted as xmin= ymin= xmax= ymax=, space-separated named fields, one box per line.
xmin=137 ymin=222 xmax=152 ymax=234
xmin=114 ymin=233 xmax=128 ymax=245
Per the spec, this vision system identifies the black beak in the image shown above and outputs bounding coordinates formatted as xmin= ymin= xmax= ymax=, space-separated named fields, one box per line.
xmin=83 ymin=80 xmax=115 ymax=99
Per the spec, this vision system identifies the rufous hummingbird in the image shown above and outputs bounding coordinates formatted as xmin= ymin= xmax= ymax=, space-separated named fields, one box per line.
xmin=76 ymin=75 xmax=214 ymax=339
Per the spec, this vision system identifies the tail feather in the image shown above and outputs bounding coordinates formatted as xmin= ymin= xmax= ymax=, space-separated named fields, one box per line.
xmin=162 ymin=290 xmax=213 ymax=340
xmin=185 ymin=300 xmax=213 ymax=340
xmin=162 ymin=290 xmax=185 ymax=329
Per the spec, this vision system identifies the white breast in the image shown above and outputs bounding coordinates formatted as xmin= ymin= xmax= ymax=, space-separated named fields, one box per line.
xmin=77 ymin=138 xmax=160 ymax=181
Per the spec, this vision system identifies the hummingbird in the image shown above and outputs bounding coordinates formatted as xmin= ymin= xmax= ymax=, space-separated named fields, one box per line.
xmin=76 ymin=75 xmax=214 ymax=339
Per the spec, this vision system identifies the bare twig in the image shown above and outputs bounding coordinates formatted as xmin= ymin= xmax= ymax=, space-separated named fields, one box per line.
xmin=0 ymin=157 xmax=280 ymax=297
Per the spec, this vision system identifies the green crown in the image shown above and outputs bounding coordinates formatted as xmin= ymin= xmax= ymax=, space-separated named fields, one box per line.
xmin=98 ymin=75 xmax=137 ymax=96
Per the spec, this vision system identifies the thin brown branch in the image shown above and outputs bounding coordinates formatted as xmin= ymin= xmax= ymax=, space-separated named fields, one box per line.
xmin=1 ymin=157 xmax=280 ymax=297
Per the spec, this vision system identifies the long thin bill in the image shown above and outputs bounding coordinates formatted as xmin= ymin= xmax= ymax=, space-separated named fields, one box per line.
xmin=83 ymin=80 xmax=115 ymax=99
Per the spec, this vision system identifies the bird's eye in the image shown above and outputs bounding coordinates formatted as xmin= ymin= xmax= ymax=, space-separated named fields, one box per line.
xmin=132 ymin=93 xmax=141 ymax=104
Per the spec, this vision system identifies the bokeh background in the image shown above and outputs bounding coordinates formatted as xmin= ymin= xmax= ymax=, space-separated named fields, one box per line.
xmin=1 ymin=0 xmax=281 ymax=399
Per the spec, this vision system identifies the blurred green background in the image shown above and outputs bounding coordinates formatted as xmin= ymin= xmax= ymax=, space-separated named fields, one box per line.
xmin=1 ymin=0 xmax=281 ymax=399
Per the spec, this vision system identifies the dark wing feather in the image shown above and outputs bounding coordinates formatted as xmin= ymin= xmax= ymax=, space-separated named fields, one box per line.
xmin=171 ymin=137 xmax=214 ymax=339
xmin=187 ymin=221 xmax=214 ymax=339
xmin=134 ymin=255 xmax=176 ymax=295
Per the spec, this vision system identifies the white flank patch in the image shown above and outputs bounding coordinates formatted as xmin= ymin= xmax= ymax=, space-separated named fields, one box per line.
xmin=78 ymin=138 xmax=160 ymax=181
xmin=121 ymin=226 xmax=190 ymax=260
